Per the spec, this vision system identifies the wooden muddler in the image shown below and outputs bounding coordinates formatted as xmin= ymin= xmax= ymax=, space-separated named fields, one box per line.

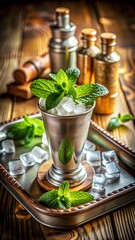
xmin=13 ymin=53 xmax=50 ymax=84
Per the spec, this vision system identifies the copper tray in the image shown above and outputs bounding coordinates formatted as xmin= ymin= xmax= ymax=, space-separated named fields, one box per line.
xmin=0 ymin=113 xmax=135 ymax=229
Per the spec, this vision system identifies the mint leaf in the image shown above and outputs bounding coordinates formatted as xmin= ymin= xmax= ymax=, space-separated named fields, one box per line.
xmin=107 ymin=113 xmax=134 ymax=131
xmin=58 ymin=181 xmax=70 ymax=197
xmin=38 ymin=181 xmax=94 ymax=209
xmin=68 ymin=86 xmax=77 ymax=100
xmin=24 ymin=125 xmax=35 ymax=144
xmin=120 ymin=114 xmax=134 ymax=122
xmin=66 ymin=67 xmax=80 ymax=86
xmin=76 ymin=83 xmax=109 ymax=99
xmin=58 ymin=197 xmax=71 ymax=209
xmin=7 ymin=121 xmax=29 ymax=139
xmin=70 ymin=191 xmax=94 ymax=207
xmin=32 ymin=119 xmax=44 ymax=136
xmin=30 ymin=79 xmax=56 ymax=98
xmin=46 ymin=92 xmax=64 ymax=110
xmin=39 ymin=190 xmax=60 ymax=208
xmin=58 ymin=138 xmax=74 ymax=165
xmin=7 ymin=115 xmax=44 ymax=144
xmin=56 ymin=69 xmax=68 ymax=88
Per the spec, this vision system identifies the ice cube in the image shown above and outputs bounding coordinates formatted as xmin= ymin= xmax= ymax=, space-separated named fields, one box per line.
xmin=86 ymin=150 xmax=101 ymax=167
xmin=8 ymin=160 xmax=25 ymax=176
xmin=48 ymin=107 xmax=57 ymax=115
xmin=20 ymin=152 xmax=36 ymax=167
xmin=74 ymin=103 xmax=86 ymax=114
xmin=102 ymin=150 xmax=119 ymax=166
xmin=31 ymin=146 xmax=48 ymax=163
xmin=62 ymin=97 xmax=75 ymax=113
xmin=92 ymin=174 xmax=107 ymax=192
xmin=84 ymin=140 xmax=96 ymax=151
xmin=55 ymin=105 xmax=67 ymax=116
xmin=2 ymin=139 xmax=15 ymax=153
xmin=0 ymin=131 xmax=6 ymax=141
xmin=105 ymin=161 xmax=120 ymax=179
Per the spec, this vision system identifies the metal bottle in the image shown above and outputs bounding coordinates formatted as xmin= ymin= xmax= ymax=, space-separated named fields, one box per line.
xmin=49 ymin=7 xmax=78 ymax=73
xmin=77 ymin=28 xmax=100 ymax=85
xmin=94 ymin=32 xmax=121 ymax=114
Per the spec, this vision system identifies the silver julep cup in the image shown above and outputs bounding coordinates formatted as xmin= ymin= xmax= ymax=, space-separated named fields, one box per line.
xmin=39 ymin=99 xmax=95 ymax=187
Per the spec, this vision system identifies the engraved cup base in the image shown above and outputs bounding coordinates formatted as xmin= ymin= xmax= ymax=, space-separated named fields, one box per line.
xmin=37 ymin=160 xmax=95 ymax=191
xmin=46 ymin=163 xmax=87 ymax=187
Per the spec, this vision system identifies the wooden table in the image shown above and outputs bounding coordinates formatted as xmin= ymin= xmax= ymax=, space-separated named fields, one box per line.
xmin=0 ymin=0 xmax=135 ymax=239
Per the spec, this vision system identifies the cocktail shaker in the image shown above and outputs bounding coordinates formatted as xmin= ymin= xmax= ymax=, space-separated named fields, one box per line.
xmin=49 ymin=7 xmax=78 ymax=73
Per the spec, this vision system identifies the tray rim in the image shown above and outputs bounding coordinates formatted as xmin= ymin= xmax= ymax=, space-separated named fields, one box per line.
xmin=0 ymin=113 xmax=135 ymax=228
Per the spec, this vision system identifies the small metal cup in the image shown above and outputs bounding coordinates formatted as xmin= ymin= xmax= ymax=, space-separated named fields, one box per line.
xmin=39 ymin=99 xmax=95 ymax=187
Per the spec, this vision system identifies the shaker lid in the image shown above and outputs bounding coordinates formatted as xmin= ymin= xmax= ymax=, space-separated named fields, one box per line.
xmin=55 ymin=7 xmax=70 ymax=16
xmin=81 ymin=28 xmax=97 ymax=41
xmin=100 ymin=32 xmax=116 ymax=46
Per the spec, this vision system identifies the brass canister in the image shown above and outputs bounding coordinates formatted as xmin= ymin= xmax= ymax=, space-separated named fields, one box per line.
xmin=94 ymin=32 xmax=120 ymax=114
xmin=77 ymin=28 xmax=100 ymax=84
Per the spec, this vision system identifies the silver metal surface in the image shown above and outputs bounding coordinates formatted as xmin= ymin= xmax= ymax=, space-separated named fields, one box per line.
xmin=49 ymin=8 xmax=78 ymax=72
xmin=39 ymin=102 xmax=95 ymax=187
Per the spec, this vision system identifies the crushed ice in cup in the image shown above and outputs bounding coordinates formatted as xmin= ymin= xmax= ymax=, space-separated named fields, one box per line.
xmin=84 ymin=140 xmax=96 ymax=152
xmin=85 ymin=150 xmax=101 ymax=167
xmin=31 ymin=146 xmax=48 ymax=163
xmin=8 ymin=160 xmax=25 ymax=176
xmin=42 ymin=132 xmax=48 ymax=145
xmin=102 ymin=150 xmax=118 ymax=166
xmin=20 ymin=152 xmax=36 ymax=167
xmin=2 ymin=139 xmax=15 ymax=153
xmin=105 ymin=161 xmax=120 ymax=179
xmin=74 ymin=103 xmax=86 ymax=114
xmin=92 ymin=174 xmax=107 ymax=192
xmin=62 ymin=97 xmax=75 ymax=113
xmin=47 ymin=97 xmax=87 ymax=116
xmin=0 ymin=131 xmax=6 ymax=141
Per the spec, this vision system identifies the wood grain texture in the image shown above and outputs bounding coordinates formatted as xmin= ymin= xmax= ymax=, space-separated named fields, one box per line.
xmin=0 ymin=184 xmax=44 ymax=240
xmin=40 ymin=214 xmax=115 ymax=240
xmin=0 ymin=5 xmax=24 ymax=94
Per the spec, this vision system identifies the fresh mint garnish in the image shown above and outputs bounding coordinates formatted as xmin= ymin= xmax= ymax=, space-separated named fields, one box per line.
xmin=46 ymin=92 xmax=64 ymax=110
xmin=107 ymin=113 xmax=134 ymax=131
xmin=70 ymin=191 xmax=94 ymax=207
xmin=66 ymin=67 xmax=80 ymax=85
xmin=30 ymin=79 xmax=56 ymax=98
xmin=30 ymin=67 xmax=109 ymax=110
xmin=76 ymin=83 xmax=109 ymax=106
xmin=58 ymin=138 xmax=74 ymax=165
xmin=7 ymin=115 xmax=44 ymax=145
xmin=38 ymin=181 xmax=94 ymax=209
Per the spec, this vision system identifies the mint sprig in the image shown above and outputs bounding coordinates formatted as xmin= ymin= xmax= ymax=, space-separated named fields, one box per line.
xmin=39 ymin=181 xmax=94 ymax=209
xmin=107 ymin=113 xmax=134 ymax=131
xmin=30 ymin=67 xmax=109 ymax=110
xmin=7 ymin=115 xmax=44 ymax=145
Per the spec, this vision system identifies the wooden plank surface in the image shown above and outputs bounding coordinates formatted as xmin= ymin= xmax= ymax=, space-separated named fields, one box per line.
xmin=0 ymin=5 xmax=24 ymax=94
xmin=0 ymin=0 xmax=135 ymax=239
